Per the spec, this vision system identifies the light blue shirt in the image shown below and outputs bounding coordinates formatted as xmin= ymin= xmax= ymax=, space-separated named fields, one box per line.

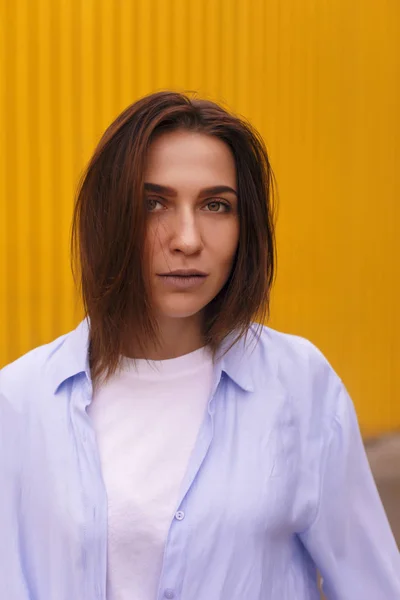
xmin=1 ymin=319 xmax=399 ymax=600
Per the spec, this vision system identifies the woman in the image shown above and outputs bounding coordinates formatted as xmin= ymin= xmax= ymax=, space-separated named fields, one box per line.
xmin=1 ymin=91 xmax=399 ymax=600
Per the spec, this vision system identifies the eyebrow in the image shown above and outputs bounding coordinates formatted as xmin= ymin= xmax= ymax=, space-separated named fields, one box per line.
xmin=144 ymin=183 xmax=237 ymax=197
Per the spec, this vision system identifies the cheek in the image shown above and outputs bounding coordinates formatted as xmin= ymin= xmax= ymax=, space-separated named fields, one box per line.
xmin=210 ymin=223 xmax=239 ymax=268
xmin=145 ymin=221 xmax=166 ymax=259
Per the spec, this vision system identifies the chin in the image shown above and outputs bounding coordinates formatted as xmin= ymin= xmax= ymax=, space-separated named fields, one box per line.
xmin=156 ymin=298 xmax=209 ymax=320
xmin=159 ymin=307 xmax=205 ymax=320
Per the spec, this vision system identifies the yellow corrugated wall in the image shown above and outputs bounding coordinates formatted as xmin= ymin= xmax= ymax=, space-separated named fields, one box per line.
xmin=1 ymin=0 xmax=399 ymax=436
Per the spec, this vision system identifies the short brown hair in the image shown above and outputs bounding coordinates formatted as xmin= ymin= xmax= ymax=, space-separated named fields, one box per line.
xmin=71 ymin=91 xmax=276 ymax=386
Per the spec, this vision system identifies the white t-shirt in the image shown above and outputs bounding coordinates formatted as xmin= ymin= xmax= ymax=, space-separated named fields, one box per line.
xmin=87 ymin=346 xmax=214 ymax=600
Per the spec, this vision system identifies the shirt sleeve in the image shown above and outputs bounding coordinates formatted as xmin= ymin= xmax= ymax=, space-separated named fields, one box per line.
xmin=299 ymin=381 xmax=400 ymax=600
xmin=0 ymin=385 xmax=31 ymax=599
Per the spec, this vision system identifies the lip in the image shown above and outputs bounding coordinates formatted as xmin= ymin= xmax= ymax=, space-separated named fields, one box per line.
xmin=158 ymin=269 xmax=208 ymax=277
xmin=157 ymin=270 xmax=208 ymax=290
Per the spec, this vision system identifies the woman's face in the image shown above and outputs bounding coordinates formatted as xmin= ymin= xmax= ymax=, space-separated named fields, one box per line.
xmin=144 ymin=129 xmax=240 ymax=322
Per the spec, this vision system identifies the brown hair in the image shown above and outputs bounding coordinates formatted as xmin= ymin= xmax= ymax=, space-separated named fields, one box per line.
xmin=71 ymin=91 xmax=276 ymax=386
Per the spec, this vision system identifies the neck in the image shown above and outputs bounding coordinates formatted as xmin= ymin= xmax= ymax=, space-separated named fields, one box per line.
xmin=127 ymin=313 xmax=206 ymax=360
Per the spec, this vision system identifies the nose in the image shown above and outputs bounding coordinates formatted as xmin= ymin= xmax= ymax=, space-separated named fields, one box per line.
xmin=169 ymin=209 xmax=203 ymax=255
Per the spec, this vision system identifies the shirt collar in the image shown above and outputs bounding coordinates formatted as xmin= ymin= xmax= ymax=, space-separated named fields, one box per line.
xmin=50 ymin=319 xmax=256 ymax=394
xmin=50 ymin=318 xmax=91 ymax=393
xmin=218 ymin=328 xmax=257 ymax=392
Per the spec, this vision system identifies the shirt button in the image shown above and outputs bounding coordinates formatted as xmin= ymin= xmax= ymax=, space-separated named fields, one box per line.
xmin=175 ymin=510 xmax=185 ymax=521
xmin=164 ymin=589 xmax=175 ymax=599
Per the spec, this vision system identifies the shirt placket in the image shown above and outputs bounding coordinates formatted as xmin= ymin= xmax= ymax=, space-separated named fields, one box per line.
xmin=72 ymin=374 xmax=108 ymax=600
xmin=155 ymin=366 xmax=224 ymax=600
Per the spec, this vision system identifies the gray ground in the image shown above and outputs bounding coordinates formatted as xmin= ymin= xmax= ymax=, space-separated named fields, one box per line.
xmin=366 ymin=434 xmax=400 ymax=545
xmin=319 ymin=435 xmax=400 ymax=598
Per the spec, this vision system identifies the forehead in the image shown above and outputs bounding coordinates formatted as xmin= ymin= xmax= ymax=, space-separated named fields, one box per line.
xmin=145 ymin=130 xmax=237 ymax=187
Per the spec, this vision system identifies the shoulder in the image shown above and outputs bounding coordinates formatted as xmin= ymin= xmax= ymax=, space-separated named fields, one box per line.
xmin=251 ymin=323 xmax=335 ymax=375
xmin=248 ymin=324 xmax=344 ymax=417
xmin=0 ymin=332 xmax=69 ymax=410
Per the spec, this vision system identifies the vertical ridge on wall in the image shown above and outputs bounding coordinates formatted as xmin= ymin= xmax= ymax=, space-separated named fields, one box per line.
xmin=1 ymin=0 xmax=399 ymax=436
xmin=37 ymin=0 xmax=56 ymax=344
xmin=186 ymin=0 xmax=204 ymax=95
xmin=236 ymin=0 xmax=250 ymax=116
xmin=135 ymin=0 xmax=153 ymax=98
xmin=0 ymin=0 xmax=5 ymax=356
xmin=154 ymin=0 xmax=171 ymax=89
xmin=58 ymin=0 xmax=77 ymax=333
xmin=99 ymin=0 xmax=116 ymax=121
xmin=219 ymin=0 xmax=235 ymax=107
xmin=15 ymin=0 xmax=31 ymax=353
xmin=171 ymin=0 xmax=188 ymax=91
xmin=120 ymin=0 xmax=134 ymax=108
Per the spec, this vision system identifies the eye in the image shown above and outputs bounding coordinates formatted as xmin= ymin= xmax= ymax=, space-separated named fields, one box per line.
xmin=146 ymin=197 xmax=165 ymax=212
xmin=203 ymin=199 xmax=230 ymax=213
